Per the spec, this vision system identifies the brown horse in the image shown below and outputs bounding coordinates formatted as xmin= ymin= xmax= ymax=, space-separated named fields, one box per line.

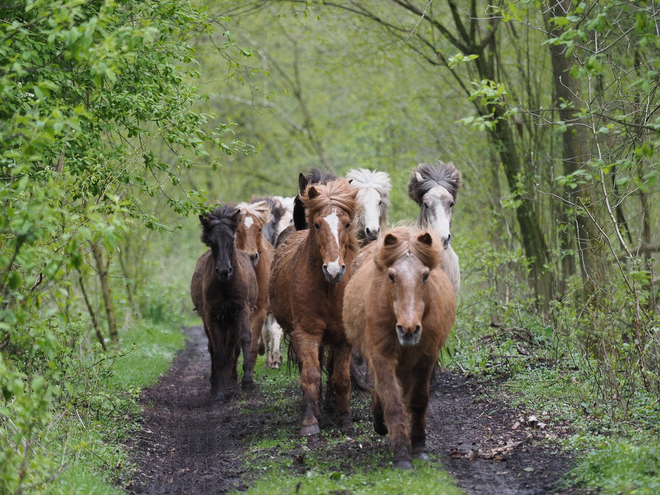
xmin=235 ymin=200 xmax=273 ymax=378
xmin=343 ymin=226 xmax=456 ymax=469
xmin=190 ymin=205 xmax=258 ymax=402
xmin=269 ymin=178 xmax=359 ymax=436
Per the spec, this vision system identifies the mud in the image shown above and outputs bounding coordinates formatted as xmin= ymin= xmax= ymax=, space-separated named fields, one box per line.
xmin=124 ymin=326 xmax=588 ymax=494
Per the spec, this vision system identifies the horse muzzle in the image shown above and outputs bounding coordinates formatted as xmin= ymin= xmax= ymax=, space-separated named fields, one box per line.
xmin=322 ymin=262 xmax=346 ymax=283
xmin=215 ymin=266 xmax=233 ymax=281
xmin=396 ymin=324 xmax=422 ymax=347
xmin=365 ymin=226 xmax=380 ymax=241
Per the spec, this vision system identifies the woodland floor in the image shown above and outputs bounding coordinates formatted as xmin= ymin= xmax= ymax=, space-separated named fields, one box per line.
xmin=122 ymin=326 xmax=591 ymax=495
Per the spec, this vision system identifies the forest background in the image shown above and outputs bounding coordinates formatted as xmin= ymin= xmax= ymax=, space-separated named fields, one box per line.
xmin=1 ymin=0 xmax=660 ymax=493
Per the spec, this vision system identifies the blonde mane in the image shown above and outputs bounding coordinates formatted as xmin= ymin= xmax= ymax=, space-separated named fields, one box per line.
xmin=237 ymin=200 xmax=271 ymax=226
xmin=375 ymin=226 xmax=442 ymax=271
xmin=301 ymin=178 xmax=359 ymax=222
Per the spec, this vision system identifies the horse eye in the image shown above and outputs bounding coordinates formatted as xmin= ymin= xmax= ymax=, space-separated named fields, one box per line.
xmin=449 ymin=202 xmax=455 ymax=208
xmin=388 ymin=273 xmax=395 ymax=283
xmin=314 ymin=223 xmax=320 ymax=230
xmin=422 ymin=272 xmax=429 ymax=283
xmin=345 ymin=222 xmax=351 ymax=229
xmin=379 ymin=200 xmax=382 ymax=206
xmin=423 ymin=202 xmax=429 ymax=209
xmin=258 ymin=228 xmax=262 ymax=232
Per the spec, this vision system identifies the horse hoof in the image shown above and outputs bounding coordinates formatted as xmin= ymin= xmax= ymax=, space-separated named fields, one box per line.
xmin=273 ymin=363 xmax=281 ymax=370
xmin=300 ymin=424 xmax=320 ymax=436
xmin=393 ymin=460 xmax=413 ymax=470
xmin=215 ymin=391 xmax=229 ymax=403
xmin=413 ymin=452 xmax=430 ymax=461
xmin=339 ymin=416 xmax=354 ymax=434
xmin=241 ymin=380 xmax=255 ymax=392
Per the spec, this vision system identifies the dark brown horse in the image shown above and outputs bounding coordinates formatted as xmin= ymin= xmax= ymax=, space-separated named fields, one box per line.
xmin=190 ymin=205 xmax=258 ymax=402
xmin=235 ymin=200 xmax=273 ymax=378
xmin=269 ymin=178 xmax=358 ymax=436
xmin=343 ymin=226 xmax=456 ymax=468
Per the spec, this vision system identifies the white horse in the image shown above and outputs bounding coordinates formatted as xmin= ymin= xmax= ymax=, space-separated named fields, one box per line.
xmin=346 ymin=169 xmax=391 ymax=244
xmin=273 ymin=195 xmax=294 ymax=236
xmin=407 ymin=162 xmax=462 ymax=294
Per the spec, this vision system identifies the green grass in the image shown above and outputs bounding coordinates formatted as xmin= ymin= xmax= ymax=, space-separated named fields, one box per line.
xmin=50 ymin=318 xmax=188 ymax=494
xmin=243 ymin=464 xmax=464 ymax=495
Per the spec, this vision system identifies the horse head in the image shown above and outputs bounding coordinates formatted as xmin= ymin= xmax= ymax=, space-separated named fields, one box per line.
xmin=302 ymin=178 xmax=358 ymax=283
xmin=236 ymin=201 xmax=271 ymax=266
xmin=347 ymin=169 xmax=391 ymax=242
xmin=376 ymin=228 xmax=441 ymax=347
xmin=408 ymin=162 xmax=462 ymax=249
xmin=199 ymin=204 xmax=241 ymax=281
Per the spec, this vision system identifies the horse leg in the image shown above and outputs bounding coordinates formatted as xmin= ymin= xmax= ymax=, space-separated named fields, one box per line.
xmin=271 ymin=318 xmax=283 ymax=370
xmin=207 ymin=335 xmax=217 ymax=394
xmin=262 ymin=314 xmax=273 ymax=369
xmin=239 ymin=310 xmax=255 ymax=391
xmin=330 ymin=342 xmax=353 ymax=433
xmin=407 ymin=360 xmax=434 ymax=461
xmin=210 ymin=322 xmax=236 ymax=403
xmin=248 ymin=306 xmax=267 ymax=377
xmin=371 ymin=355 xmax=412 ymax=469
xmin=372 ymin=390 xmax=388 ymax=435
xmin=293 ymin=328 xmax=322 ymax=436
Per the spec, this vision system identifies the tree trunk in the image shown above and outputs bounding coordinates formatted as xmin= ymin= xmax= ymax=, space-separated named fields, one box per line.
xmin=545 ymin=0 xmax=602 ymax=300
xmin=92 ymin=243 xmax=118 ymax=343
xmin=77 ymin=269 xmax=107 ymax=352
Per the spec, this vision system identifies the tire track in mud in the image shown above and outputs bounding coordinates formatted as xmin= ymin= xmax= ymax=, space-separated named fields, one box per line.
xmin=124 ymin=326 xmax=586 ymax=494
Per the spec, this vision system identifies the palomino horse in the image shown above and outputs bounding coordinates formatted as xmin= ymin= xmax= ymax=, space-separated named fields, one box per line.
xmin=343 ymin=226 xmax=456 ymax=469
xmin=190 ymin=205 xmax=258 ymax=402
xmin=346 ymin=168 xmax=391 ymax=244
xmin=270 ymin=178 xmax=359 ymax=435
xmin=235 ymin=201 xmax=273 ymax=377
xmin=408 ymin=162 xmax=462 ymax=294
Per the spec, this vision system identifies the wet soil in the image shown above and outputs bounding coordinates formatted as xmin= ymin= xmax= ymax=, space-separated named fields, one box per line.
xmin=124 ymin=326 xmax=588 ymax=494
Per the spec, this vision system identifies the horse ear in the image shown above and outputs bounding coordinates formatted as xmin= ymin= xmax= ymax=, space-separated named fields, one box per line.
xmin=384 ymin=233 xmax=398 ymax=246
xmin=307 ymin=186 xmax=320 ymax=200
xmin=298 ymin=173 xmax=309 ymax=194
xmin=230 ymin=209 xmax=241 ymax=222
xmin=418 ymin=232 xmax=433 ymax=246
xmin=415 ymin=171 xmax=424 ymax=183
xmin=199 ymin=214 xmax=208 ymax=227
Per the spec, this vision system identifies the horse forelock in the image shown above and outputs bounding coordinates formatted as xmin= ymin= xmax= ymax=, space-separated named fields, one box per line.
xmin=346 ymin=169 xmax=392 ymax=198
xmin=408 ymin=162 xmax=462 ymax=204
xmin=303 ymin=178 xmax=359 ymax=222
xmin=200 ymin=204 xmax=238 ymax=247
xmin=237 ymin=201 xmax=271 ymax=227
xmin=375 ymin=227 xmax=441 ymax=271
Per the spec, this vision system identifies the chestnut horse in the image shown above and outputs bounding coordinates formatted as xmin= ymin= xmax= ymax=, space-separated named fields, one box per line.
xmin=343 ymin=226 xmax=456 ymax=468
xmin=269 ymin=178 xmax=358 ymax=436
xmin=191 ymin=205 xmax=258 ymax=402
xmin=236 ymin=200 xmax=273 ymax=378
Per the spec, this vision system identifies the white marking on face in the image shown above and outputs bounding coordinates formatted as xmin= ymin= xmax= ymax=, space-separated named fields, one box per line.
xmin=326 ymin=256 xmax=342 ymax=277
xmin=244 ymin=216 xmax=254 ymax=229
xmin=324 ymin=208 xmax=340 ymax=248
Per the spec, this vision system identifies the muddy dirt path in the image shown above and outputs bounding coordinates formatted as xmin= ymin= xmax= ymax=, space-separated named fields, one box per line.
xmin=124 ymin=326 xmax=584 ymax=494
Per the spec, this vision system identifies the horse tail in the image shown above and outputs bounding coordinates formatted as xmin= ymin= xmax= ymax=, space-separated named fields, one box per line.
xmin=350 ymin=351 xmax=374 ymax=394
xmin=285 ymin=334 xmax=300 ymax=375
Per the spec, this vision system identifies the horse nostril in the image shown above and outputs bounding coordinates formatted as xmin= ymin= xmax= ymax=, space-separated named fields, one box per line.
xmin=376 ymin=227 xmax=381 ymax=235
xmin=413 ymin=325 xmax=421 ymax=336
xmin=396 ymin=325 xmax=405 ymax=337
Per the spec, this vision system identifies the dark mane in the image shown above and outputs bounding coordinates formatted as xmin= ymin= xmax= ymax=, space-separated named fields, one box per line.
xmin=294 ymin=168 xmax=338 ymax=230
xmin=200 ymin=204 xmax=239 ymax=247
xmin=407 ymin=162 xmax=462 ymax=204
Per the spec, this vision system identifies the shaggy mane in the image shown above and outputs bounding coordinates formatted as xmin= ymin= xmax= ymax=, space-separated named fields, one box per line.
xmin=200 ymin=204 xmax=239 ymax=246
xmin=375 ymin=226 xmax=442 ymax=271
xmin=346 ymin=168 xmax=392 ymax=200
xmin=408 ymin=162 xmax=462 ymax=204
xmin=237 ymin=200 xmax=271 ymax=227
xmin=302 ymin=178 xmax=358 ymax=222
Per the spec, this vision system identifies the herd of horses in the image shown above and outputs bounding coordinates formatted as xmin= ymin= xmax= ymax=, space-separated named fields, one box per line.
xmin=190 ymin=162 xmax=461 ymax=469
